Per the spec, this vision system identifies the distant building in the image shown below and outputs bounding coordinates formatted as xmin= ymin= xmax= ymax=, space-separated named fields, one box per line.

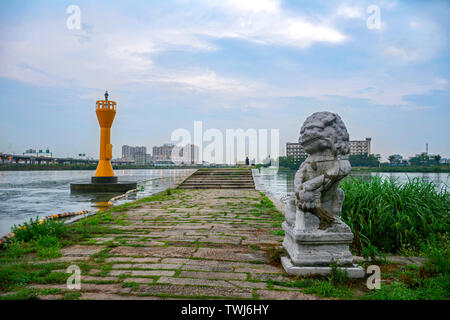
xmin=153 ymin=143 xmax=199 ymax=164
xmin=287 ymin=137 xmax=372 ymax=158
xmin=152 ymin=143 xmax=175 ymax=162
xmin=121 ymin=145 xmax=134 ymax=160
xmin=286 ymin=142 xmax=308 ymax=162
xmin=121 ymin=145 xmax=147 ymax=165
xmin=145 ymin=154 xmax=152 ymax=164
xmin=349 ymin=138 xmax=371 ymax=156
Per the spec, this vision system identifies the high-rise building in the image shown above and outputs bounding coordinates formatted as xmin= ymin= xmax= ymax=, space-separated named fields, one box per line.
xmin=286 ymin=142 xmax=308 ymax=161
xmin=121 ymin=145 xmax=147 ymax=165
xmin=349 ymin=138 xmax=371 ymax=156
xmin=121 ymin=145 xmax=134 ymax=160
xmin=152 ymin=143 xmax=175 ymax=162
xmin=287 ymin=137 xmax=372 ymax=158
xmin=152 ymin=143 xmax=199 ymax=164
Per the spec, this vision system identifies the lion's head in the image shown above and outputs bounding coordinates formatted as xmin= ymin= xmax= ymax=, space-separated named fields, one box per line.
xmin=299 ymin=111 xmax=350 ymax=157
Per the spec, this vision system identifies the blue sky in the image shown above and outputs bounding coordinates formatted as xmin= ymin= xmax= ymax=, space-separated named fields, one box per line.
xmin=0 ymin=0 xmax=449 ymax=161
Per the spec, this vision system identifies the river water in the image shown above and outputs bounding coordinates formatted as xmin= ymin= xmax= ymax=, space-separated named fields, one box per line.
xmin=0 ymin=168 xmax=448 ymax=237
xmin=0 ymin=169 xmax=195 ymax=236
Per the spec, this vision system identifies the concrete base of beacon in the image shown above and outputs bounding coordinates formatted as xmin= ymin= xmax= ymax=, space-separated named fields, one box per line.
xmin=70 ymin=176 xmax=136 ymax=193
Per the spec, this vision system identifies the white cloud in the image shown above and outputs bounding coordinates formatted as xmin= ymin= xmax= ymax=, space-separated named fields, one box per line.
xmin=225 ymin=0 xmax=280 ymax=13
xmin=0 ymin=0 xmax=445 ymax=112
xmin=142 ymin=69 xmax=256 ymax=94
xmin=382 ymin=17 xmax=446 ymax=63
xmin=385 ymin=45 xmax=420 ymax=61
xmin=202 ymin=0 xmax=347 ymax=48
xmin=434 ymin=78 xmax=448 ymax=87
xmin=336 ymin=5 xmax=363 ymax=19
xmin=0 ymin=0 xmax=347 ymax=94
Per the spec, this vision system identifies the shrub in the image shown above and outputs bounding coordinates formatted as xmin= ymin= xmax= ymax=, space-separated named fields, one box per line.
xmin=12 ymin=217 xmax=67 ymax=243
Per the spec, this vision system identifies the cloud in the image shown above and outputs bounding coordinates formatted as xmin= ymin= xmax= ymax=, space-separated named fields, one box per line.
xmin=336 ymin=5 xmax=363 ymax=19
xmin=385 ymin=45 xmax=420 ymax=61
xmin=434 ymin=78 xmax=448 ymax=86
xmin=0 ymin=0 xmax=348 ymax=95
xmin=382 ymin=17 xmax=446 ymax=63
xmin=203 ymin=0 xmax=347 ymax=48
xmin=225 ymin=0 xmax=281 ymax=13
xmin=0 ymin=0 xmax=447 ymax=114
xmin=141 ymin=69 xmax=257 ymax=94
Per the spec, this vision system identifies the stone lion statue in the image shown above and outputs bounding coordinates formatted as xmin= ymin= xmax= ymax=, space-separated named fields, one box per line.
xmin=287 ymin=112 xmax=351 ymax=230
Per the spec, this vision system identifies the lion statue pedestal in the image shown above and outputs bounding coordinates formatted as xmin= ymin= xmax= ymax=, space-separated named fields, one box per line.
xmin=281 ymin=112 xmax=365 ymax=278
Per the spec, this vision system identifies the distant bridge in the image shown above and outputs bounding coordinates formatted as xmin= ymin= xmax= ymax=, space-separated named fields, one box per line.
xmin=0 ymin=154 xmax=140 ymax=165
xmin=0 ymin=153 xmax=100 ymax=165
xmin=0 ymin=153 xmax=139 ymax=165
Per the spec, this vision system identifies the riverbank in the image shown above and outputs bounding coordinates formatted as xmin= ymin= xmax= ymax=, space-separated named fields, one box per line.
xmin=0 ymin=164 xmax=207 ymax=171
xmin=1 ymin=174 xmax=448 ymax=300
xmin=276 ymin=165 xmax=450 ymax=173
xmin=352 ymin=166 xmax=450 ymax=173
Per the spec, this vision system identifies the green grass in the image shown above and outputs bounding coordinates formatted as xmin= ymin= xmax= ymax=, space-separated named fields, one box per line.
xmin=0 ymin=262 xmax=70 ymax=292
xmin=340 ymin=176 xmax=449 ymax=257
xmin=365 ymin=270 xmax=449 ymax=300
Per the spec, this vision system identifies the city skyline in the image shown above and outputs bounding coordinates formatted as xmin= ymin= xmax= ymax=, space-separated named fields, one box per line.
xmin=0 ymin=1 xmax=449 ymax=161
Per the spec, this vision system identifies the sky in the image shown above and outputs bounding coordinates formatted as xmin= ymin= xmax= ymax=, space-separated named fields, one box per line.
xmin=0 ymin=0 xmax=449 ymax=161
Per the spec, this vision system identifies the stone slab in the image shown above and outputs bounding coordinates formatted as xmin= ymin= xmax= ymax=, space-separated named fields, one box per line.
xmin=179 ymin=271 xmax=247 ymax=280
xmin=109 ymin=246 xmax=195 ymax=258
xmin=281 ymin=256 xmax=365 ymax=278
xmin=138 ymin=284 xmax=253 ymax=298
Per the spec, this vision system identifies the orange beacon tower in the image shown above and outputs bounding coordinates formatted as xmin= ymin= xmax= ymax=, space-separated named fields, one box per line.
xmin=91 ymin=91 xmax=118 ymax=184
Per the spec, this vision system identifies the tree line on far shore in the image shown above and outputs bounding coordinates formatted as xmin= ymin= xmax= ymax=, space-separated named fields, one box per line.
xmin=277 ymin=154 xmax=449 ymax=172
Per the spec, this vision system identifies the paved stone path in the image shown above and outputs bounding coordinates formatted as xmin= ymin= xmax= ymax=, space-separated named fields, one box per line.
xmin=27 ymin=189 xmax=320 ymax=300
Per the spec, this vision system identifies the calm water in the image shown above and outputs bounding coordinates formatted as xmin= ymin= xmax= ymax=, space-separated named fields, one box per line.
xmin=257 ymin=168 xmax=450 ymax=201
xmin=0 ymin=169 xmax=195 ymax=236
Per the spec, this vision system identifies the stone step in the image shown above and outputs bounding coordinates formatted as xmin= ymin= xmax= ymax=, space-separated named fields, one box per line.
xmin=179 ymin=185 xmax=255 ymax=189
xmin=188 ymin=175 xmax=253 ymax=178
xmin=194 ymin=171 xmax=252 ymax=174
xmin=193 ymin=173 xmax=252 ymax=176
xmin=178 ymin=168 xmax=255 ymax=190
xmin=180 ymin=181 xmax=255 ymax=185
xmin=186 ymin=178 xmax=253 ymax=182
